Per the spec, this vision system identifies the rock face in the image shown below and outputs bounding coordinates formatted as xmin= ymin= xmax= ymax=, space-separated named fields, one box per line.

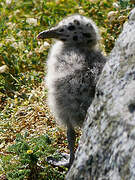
xmin=66 ymin=8 xmax=135 ymax=180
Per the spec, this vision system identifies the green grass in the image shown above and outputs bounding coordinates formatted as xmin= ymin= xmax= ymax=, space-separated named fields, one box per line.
xmin=0 ymin=0 xmax=133 ymax=179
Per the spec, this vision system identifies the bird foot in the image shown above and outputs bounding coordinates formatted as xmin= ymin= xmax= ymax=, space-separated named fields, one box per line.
xmin=46 ymin=153 xmax=70 ymax=168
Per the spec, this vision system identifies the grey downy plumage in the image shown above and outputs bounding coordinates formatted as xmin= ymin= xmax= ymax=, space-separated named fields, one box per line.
xmin=37 ymin=14 xmax=106 ymax=168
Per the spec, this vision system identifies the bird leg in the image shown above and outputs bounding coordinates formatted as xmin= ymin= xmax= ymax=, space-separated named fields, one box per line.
xmin=67 ymin=123 xmax=76 ymax=168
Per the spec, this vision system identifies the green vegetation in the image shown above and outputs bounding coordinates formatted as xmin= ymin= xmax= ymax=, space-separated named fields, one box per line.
xmin=2 ymin=134 xmax=57 ymax=180
xmin=0 ymin=0 xmax=133 ymax=179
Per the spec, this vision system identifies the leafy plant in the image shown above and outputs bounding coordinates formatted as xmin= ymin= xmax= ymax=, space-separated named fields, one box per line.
xmin=0 ymin=133 xmax=65 ymax=180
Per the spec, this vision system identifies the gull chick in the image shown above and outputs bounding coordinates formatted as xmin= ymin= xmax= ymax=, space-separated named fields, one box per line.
xmin=37 ymin=14 xmax=106 ymax=168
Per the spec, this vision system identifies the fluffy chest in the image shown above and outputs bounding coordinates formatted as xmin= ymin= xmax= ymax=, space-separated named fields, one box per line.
xmin=47 ymin=41 xmax=90 ymax=78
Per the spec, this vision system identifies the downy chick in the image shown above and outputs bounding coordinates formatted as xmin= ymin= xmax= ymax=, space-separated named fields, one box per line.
xmin=37 ymin=14 xmax=106 ymax=167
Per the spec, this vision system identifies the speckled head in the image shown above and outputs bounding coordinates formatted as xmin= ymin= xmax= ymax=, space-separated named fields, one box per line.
xmin=38 ymin=14 xmax=100 ymax=47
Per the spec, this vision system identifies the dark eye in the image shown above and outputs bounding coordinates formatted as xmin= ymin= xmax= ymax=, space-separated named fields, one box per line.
xmin=60 ymin=38 xmax=67 ymax=41
xmin=73 ymin=36 xmax=78 ymax=41
xmin=83 ymin=33 xmax=91 ymax=38
xmin=74 ymin=20 xmax=80 ymax=25
xmin=68 ymin=25 xmax=76 ymax=31
xmin=86 ymin=23 xmax=92 ymax=28
xmin=59 ymin=29 xmax=64 ymax=32
xmin=86 ymin=23 xmax=90 ymax=26
xmin=87 ymin=40 xmax=92 ymax=44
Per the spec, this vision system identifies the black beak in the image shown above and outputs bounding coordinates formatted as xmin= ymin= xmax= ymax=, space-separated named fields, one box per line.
xmin=37 ymin=27 xmax=60 ymax=39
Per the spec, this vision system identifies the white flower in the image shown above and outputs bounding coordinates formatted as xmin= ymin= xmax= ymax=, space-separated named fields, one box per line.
xmin=0 ymin=65 xmax=9 ymax=73
xmin=79 ymin=9 xmax=85 ymax=15
xmin=38 ymin=41 xmax=42 ymax=45
xmin=18 ymin=41 xmax=24 ymax=49
xmin=17 ymin=31 xmax=24 ymax=37
xmin=11 ymin=42 xmax=18 ymax=49
xmin=24 ymin=50 xmax=28 ymax=53
xmin=44 ymin=41 xmax=50 ymax=47
xmin=39 ymin=45 xmax=46 ymax=52
xmin=5 ymin=37 xmax=15 ymax=43
xmin=11 ymin=41 xmax=24 ymax=49
xmin=7 ymin=22 xmax=16 ymax=30
xmin=6 ymin=0 xmax=12 ymax=5
xmin=118 ymin=16 xmax=126 ymax=22
xmin=113 ymin=2 xmax=119 ymax=9
xmin=107 ymin=11 xmax=118 ymax=21
xmin=26 ymin=18 xmax=37 ymax=26
xmin=35 ymin=41 xmax=50 ymax=53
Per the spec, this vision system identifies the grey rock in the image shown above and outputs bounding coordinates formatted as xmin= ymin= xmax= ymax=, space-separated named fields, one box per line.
xmin=66 ymin=8 xmax=135 ymax=179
